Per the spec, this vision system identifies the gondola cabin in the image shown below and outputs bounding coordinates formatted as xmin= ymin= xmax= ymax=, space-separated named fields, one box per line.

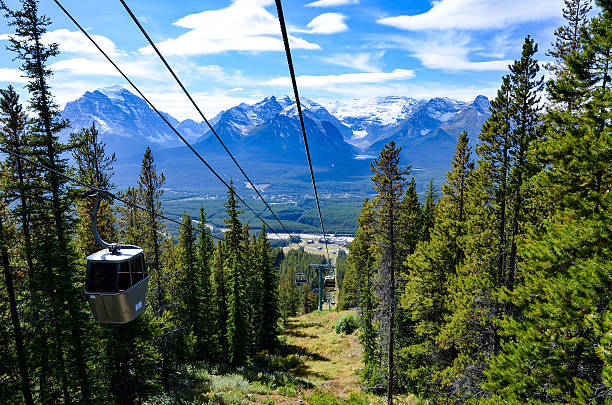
xmin=84 ymin=247 xmax=149 ymax=324
xmin=324 ymin=275 xmax=335 ymax=291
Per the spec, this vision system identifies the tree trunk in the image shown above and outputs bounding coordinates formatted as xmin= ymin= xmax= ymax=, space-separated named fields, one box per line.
xmin=0 ymin=215 xmax=34 ymax=405
xmin=387 ymin=192 xmax=395 ymax=405
xmin=32 ymin=23 xmax=91 ymax=403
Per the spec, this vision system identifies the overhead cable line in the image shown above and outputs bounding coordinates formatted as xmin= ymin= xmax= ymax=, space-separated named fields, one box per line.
xmin=119 ymin=0 xmax=297 ymax=243
xmin=274 ymin=0 xmax=330 ymax=259
xmin=0 ymin=146 xmax=222 ymax=240
xmin=52 ymin=0 xmax=285 ymax=240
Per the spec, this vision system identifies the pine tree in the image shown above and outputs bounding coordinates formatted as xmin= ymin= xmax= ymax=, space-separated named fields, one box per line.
xmin=370 ymin=141 xmax=410 ymax=404
xmin=256 ymin=225 xmax=279 ymax=350
xmin=137 ymin=147 xmax=170 ymax=391
xmin=0 ymin=199 xmax=33 ymax=404
xmin=485 ymin=2 xmax=612 ymax=401
xmin=420 ymin=179 xmax=437 ymax=241
xmin=212 ymin=241 xmax=229 ymax=363
xmin=0 ymin=85 xmax=39 ymax=404
xmin=176 ymin=212 xmax=198 ymax=362
xmin=224 ymin=182 xmax=248 ymax=366
xmin=400 ymin=178 xmax=421 ymax=256
xmin=399 ymin=132 xmax=474 ymax=398
xmin=1 ymin=0 xmax=92 ymax=401
xmin=194 ymin=206 xmax=217 ymax=361
xmin=436 ymin=39 xmax=544 ymax=400
xmin=71 ymin=122 xmax=116 ymax=255
xmin=348 ymin=198 xmax=380 ymax=387
xmin=547 ymin=0 xmax=593 ymax=112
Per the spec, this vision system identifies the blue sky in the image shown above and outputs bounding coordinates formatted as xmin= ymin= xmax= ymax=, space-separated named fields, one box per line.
xmin=0 ymin=0 xmax=565 ymax=120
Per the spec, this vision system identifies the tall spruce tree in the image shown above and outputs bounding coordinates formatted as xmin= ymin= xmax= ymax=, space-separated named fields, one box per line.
xmin=437 ymin=38 xmax=544 ymax=401
xmin=485 ymin=2 xmax=612 ymax=402
xmin=370 ymin=141 xmax=410 ymax=404
xmin=194 ymin=206 xmax=217 ymax=361
xmin=547 ymin=0 xmax=593 ymax=113
xmin=71 ymin=123 xmax=116 ymax=255
xmin=0 ymin=85 xmax=37 ymax=404
xmin=176 ymin=212 xmax=199 ymax=362
xmin=256 ymin=225 xmax=279 ymax=351
xmin=399 ymin=131 xmax=474 ymax=399
xmin=1 ymin=0 xmax=92 ymax=401
xmin=348 ymin=198 xmax=380 ymax=386
xmin=212 ymin=240 xmax=229 ymax=363
xmin=137 ymin=147 xmax=170 ymax=391
xmin=224 ymin=182 xmax=248 ymax=366
xmin=420 ymin=179 xmax=437 ymax=241
xmin=0 ymin=197 xmax=33 ymax=404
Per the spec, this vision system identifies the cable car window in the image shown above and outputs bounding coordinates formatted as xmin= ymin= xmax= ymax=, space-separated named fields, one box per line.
xmin=117 ymin=261 xmax=131 ymax=291
xmin=142 ymin=256 xmax=148 ymax=278
xmin=87 ymin=262 xmax=118 ymax=292
xmin=131 ymin=254 xmax=143 ymax=283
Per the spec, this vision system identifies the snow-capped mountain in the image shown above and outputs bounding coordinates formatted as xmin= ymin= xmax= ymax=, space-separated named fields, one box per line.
xmin=60 ymin=85 xmax=203 ymax=152
xmin=321 ymin=95 xmax=490 ymax=151
xmin=58 ymin=86 xmax=490 ymax=193
xmin=323 ymin=96 xmax=423 ymax=148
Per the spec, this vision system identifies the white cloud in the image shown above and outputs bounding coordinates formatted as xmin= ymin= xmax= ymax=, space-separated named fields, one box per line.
xmin=42 ymin=29 xmax=118 ymax=56
xmin=263 ymin=68 xmax=414 ymax=87
xmin=377 ymin=0 xmax=562 ymax=31
xmin=140 ymin=0 xmax=320 ymax=56
xmin=314 ymin=81 xmax=499 ymax=103
xmin=0 ymin=34 xmax=12 ymax=41
xmin=322 ymin=51 xmax=385 ymax=72
xmin=384 ymin=33 xmax=512 ymax=72
xmin=305 ymin=0 xmax=359 ymax=7
xmin=296 ymin=13 xmax=348 ymax=34
xmin=0 ymin=68 xmax=27 ymax=83
xmin=144 ymin=89 xmax=261 ymax=121
xmin=49 ymin=58 xmax=162 ymax=80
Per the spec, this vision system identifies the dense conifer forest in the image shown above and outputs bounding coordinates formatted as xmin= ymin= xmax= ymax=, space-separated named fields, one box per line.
xmin=0 ymin=0 xmax=610 ymax=404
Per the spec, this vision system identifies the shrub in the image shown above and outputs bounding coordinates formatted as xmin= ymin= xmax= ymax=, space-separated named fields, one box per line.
xmin=335 ymin=314 xmax=358 ymax=335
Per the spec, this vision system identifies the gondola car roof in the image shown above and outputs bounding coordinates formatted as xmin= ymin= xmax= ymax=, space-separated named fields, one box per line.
xmin=86 ymin=247 xmax=143 ymax=262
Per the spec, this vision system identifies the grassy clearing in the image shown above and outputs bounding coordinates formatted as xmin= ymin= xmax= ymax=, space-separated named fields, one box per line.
xmin=146 ymin=310 xmax=415 ymax=404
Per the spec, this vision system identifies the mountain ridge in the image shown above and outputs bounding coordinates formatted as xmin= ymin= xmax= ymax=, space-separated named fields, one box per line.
xmin=59 ymin=86 xmax=491 ymax=194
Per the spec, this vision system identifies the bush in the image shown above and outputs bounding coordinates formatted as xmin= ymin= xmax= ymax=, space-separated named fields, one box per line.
xmin=335 ymin=314 xmax=358 ymax=335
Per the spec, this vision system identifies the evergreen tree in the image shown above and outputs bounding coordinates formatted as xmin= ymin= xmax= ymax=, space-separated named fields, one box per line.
xmin=420 ymin=179 xmax=437 ymax=241
xmin=1 ymin=0 xmax=92 ymax=401
xmin=399 ymin=132 xmax=474 ymax=399
xmin=224 ymin=182 xmax=248 ymax=366
xmin=348 ymin=198 xmax=380 ymax=387
xmin=176 ymin=212 xmax=199 ymax=362
xmin=71 ymin=122 xmax=116 ymax=255
xmin=278 ymin=266 xmax=298 ymax=325
xmin=547 ymin=0 xmax=593 ymax=112
xmin=437 ymin=38 xmax=544 ymax=400
xmin=212 ymin=240 xmax=229 ymax=363
xmin=0 ymin=199 xmax=33 ymax=404
xmin=194 ymin=206 xmax=217 ymax=361
xmin=137 ymin=147 xmax=170 ymax=391
xmin=400 ymin=178 xmax=421 ymax=257
xmin=0 ymin=85 xmax=41 ymax=404
xmin=338 ymin=254 xmax=359 ymax=310
xmin=370 ymin=141 xmax=410 ymax=404
xmin=256 ymin=225 xmax=279 ymax=351
xmin=485 ymin=3 xmax=612 ymax=401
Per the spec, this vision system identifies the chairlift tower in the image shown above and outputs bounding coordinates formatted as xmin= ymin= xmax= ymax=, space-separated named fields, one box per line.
xmin=309 ymin=262 xmax=335 ymax=311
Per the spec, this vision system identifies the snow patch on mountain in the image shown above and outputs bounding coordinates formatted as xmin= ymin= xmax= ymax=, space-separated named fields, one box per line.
xmin=322 ymin=96 xmax=421 ymax=127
